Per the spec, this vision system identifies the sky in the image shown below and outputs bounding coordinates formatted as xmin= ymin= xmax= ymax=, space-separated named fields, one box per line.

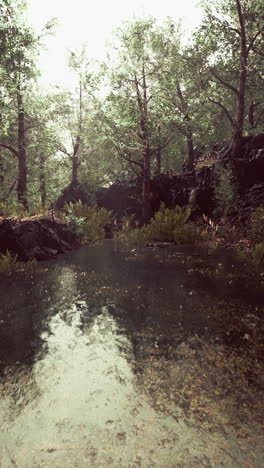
xmin=26 ymin=0 xmax=203 ymax=89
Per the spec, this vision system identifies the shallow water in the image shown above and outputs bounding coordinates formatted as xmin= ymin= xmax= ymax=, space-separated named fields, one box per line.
xmin=0 ymin=240 xmax=263 ymax=467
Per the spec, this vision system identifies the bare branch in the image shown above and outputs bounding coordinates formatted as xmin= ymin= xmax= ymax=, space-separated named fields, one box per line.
xmin=118 ymin=151 xmax=143 ymax=168
xmin=229 ymin=27 xmax=241 ymax=36
xmin=56 ymin=145 xmax=71 ymax=157
xmin=254 ymin=108 xmax=264 ymax=128
xmin=208 ymin=97 xmax=235 ymax=127
xmin=150 ymin=135 xmax=175 ymax=156
xmin=252 ymin=46 xmax=264 ymax=57
xmin=246 ymin=30 xmax=263 ymax=57
xmin=0 ymin=144 xmax=19 ymax=157
xmin=209 ymin=67 xmax=239 ymax=96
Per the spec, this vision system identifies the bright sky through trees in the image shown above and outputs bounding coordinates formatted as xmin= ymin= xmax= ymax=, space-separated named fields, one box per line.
xmin=26 ymin=0 xmax=202 ymax=88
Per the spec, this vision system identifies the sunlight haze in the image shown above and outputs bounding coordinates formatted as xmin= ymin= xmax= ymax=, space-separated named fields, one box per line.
xmin=27 ymin=0 xmax=203 ymax=88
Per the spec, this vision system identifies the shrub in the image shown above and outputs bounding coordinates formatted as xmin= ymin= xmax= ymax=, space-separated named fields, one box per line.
xmin=0 ymin=250 xmax=18 ymax=273
xmin=236 ymin=242 xmax=264 ymax=270
xmin=251 ymin=206 xmax=264 ymax=244
xmin=123 ymin=205 xmax=198 ymax=246
xmin=0 ymin=201 xmax=29 ymax=218
xmin=64 ymin=201 xmax=113 ymax=243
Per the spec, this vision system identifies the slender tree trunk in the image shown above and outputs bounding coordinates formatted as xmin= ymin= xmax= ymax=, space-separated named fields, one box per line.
xmin=39 ymin=153 xmax=46 ymax=207
xmin=231 ymin=0 xmax=247 ymax=158
xmin=176 ymin=82 xmax=195 ymax=170
xmin=142 ymin=142 xmax=152 ymax=224
xmin=17 ymin=90 xmax=28 ymax=208
xmin=156 ymin=145 xmax=161 ymax=175
xmin=186 ymin=127 xmax=195 ymax=171
xmin=72 ymin=135 xmax=80 ymax=187
xmin=248 ymin=100 xmax=255 ymax=129
xmin=134 ymin=68 xmax=153 ymax=223
xmin=0 ymin=114 xmax=4 ymax=194
xmin=71 ymin=75 xmax=83 ymax=188
xmin=155 ymin=125 xmax=161 ymax=175
xmin=0 ymin=150 xmax=4 ymax=186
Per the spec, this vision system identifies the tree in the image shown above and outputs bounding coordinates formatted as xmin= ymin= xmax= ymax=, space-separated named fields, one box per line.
xmin=102 ymin=19 xmax=176 ymax=221
xmin=197 ymin=0 xmax=264 ymax=157
xmin=0 ymin=0 xmax=56 ymax=207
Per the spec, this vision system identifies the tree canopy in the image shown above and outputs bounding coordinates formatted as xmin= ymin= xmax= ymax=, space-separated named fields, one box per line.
xmin=0 ymin=0 xmax=263 ymax=213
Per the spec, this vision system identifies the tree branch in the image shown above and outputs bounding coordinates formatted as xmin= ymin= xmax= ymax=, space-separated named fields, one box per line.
xmin=254 ymin=108 xmax=264 ymax=128
xmin=209 ymin=67 xmax=239 ymax=96
xmin=0 ymin=144 xmax=19 ymax=157
xmin=119 ymin=151 xmax=143 ymax=168
xmin=56 ymin=145 xmax=71 ymax=157
xmin=246 ymin=30 xmax=262 ymax=58
xmin=208 ymin=98 xmax=235 ymax=127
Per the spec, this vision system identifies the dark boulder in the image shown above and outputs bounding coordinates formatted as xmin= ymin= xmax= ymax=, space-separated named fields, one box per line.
xmin=0 ymin=218 xmax=78 ymax=261
xmin=55 ymin=183 xmax=90 ymax=210
xmin=96 ymin=180 xmax=142 ymax=222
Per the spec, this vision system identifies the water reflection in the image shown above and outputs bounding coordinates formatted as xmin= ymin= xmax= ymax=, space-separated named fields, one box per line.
xmin=0 ymin=241 xmax=263 ymax=467
xmin=1 ymin=298 xmax=189 ymax=467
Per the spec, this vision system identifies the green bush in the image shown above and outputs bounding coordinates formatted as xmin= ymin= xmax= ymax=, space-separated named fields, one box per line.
xmin=0 ymin=250 xmax=18 ymax=273
xmin=0 ymin=201 xmax=29 ymax=218
xmin=64 ymin=201 xmax=113 ymax=243
xmin=251 ymin=206 xmax=264 ymax=243
xmin=236 ymin=242 xmax=264 ymax=269
xmin=123 ymin=205 xmax=198 ymax=246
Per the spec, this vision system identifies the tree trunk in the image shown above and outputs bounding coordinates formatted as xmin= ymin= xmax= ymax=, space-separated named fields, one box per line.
xmin=231 ymin=0 xmax=247 ymax=158
xmin=142 ymin=142 xmax=152 ymax=224
xmin=0 ymin=149 xmax=4 ymax=186
xmin=72 ymin=135 xmax=80 ymax=187
xmin=17 ymin=90 xmax=28 ymax=208
xmin=248 ymin=101 xmax=255 ymax=129
xmin=186 ymin=127 xmax=195 ymax=171
xmin=39 ymin=153 xmax=46 ymax=207
xmin=155 ymin=125 xmax=161 ymax=175
xmin=156 ymin=144 xmax=161 ymax=175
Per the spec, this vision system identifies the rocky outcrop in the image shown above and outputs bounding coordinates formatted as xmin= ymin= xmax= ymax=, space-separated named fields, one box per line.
xmin=55 ymin=183 xmax=91 ymax=210
xmin=95 ymin=150 xmax=264 ymax=223
xmin=0 ymin=218 xmax=78 ymax=261
xmin=96 ymin=180 xmax=142 ymax=222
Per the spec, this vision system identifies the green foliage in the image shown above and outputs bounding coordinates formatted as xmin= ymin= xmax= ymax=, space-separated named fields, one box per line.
xmin=123 ymin=205 xmax=198 ymax=246
xmin=0 ymin=250 xmax=18 ymax=273
xmin=64 ymin=201 xmax=113 ymax=243
xmin=250 ymin=206 xmax=264 ymax=244
xmin=214 ymin=164 xmax=237 ymax=214
xmin=0 ymin=200 xmax=29 ymax=218
xmin=0 ymin=250 xmax=39 ymax=275
xmin=236 ymin=242 xmax=264 ymax=270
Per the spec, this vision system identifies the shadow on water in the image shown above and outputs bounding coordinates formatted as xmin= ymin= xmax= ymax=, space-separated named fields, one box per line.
xmin=0 ymin=240 xmax=263 ymax=467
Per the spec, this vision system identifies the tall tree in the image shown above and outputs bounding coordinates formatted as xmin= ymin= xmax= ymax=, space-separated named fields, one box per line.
xmin=0 ymin=0 xmax=55 ymax=207
xmin=197 ymin=0 xmax=263 ymax=157
xmin=103 ymin=19 xmax=175 ymax=221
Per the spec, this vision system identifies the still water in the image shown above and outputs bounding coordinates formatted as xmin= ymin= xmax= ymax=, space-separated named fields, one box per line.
xmin=0 ymin=240 xmax=263 ymax=467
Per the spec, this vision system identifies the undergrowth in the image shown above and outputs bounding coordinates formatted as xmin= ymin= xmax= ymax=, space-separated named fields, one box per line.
xmin=236 ymin=242 xmax=264 ymax=270
xmin=120 ymin=204 xmax=198 ymax=246
xmin=64 ymin=201 xmax=113 ymax=244
xmin=0 ymin=250 xmax=38 ymax=275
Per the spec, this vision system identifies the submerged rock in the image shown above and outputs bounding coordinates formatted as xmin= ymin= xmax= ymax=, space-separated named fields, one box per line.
xmin=0 ymin=218 xmax=78 ymax=260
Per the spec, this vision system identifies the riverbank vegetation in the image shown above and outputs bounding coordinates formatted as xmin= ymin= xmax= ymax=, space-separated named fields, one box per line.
xmin=0 ymin=0 xmax=263 ymax=267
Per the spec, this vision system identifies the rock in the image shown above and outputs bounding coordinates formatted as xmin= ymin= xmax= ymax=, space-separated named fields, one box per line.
xmin=0 ymin=218 xmax=78 ymax=261
xmin=55 ymin=183 xmax=90 ymax=210
xmin=96 ymin=179 xmax=142 ymax=222
xmin=93 ymin=136 xmax=264 ymax=223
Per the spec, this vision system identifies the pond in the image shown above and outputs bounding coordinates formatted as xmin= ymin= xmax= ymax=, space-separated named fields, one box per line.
xmin=0 ymin=240 xmax=263 ymax=467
